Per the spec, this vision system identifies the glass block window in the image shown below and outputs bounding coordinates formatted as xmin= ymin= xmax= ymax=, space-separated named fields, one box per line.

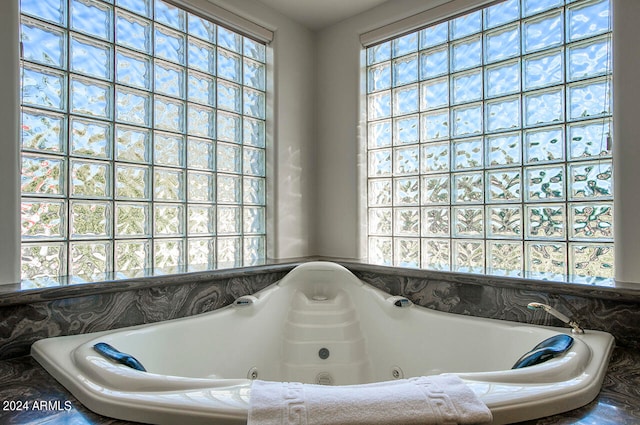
xmin=20 ymin=0 xmax=267 ymax=281
xmin=365 ymin=0 xmax=613 ymax=278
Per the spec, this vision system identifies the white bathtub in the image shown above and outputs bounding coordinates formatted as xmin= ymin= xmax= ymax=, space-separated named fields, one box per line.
xmin=31 ymin=262 xmax=615 ymax=425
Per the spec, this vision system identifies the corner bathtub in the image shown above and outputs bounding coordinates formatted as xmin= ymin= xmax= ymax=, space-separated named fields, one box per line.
xmin=31 ymin=262 xmax=615 ymax=425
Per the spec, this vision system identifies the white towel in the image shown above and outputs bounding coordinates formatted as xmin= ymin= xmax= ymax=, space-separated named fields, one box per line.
xmin=248 ymin=374 xmax=492 ymax=425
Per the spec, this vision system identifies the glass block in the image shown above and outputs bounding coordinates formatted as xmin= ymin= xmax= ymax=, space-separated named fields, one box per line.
xmin=71 ymin=77 xmax=112 ymax=119
xmin=394 ymin=238 xmax=420 ymax=268
xmin=453 ymin=172 xmax=483 ymax=203
xmin=570 ymin=243 xmax=613 ymax=278
xmin=21 ymin=199 xmax=65 ymax=240
xmin=422 ymin=207 xmax=450 ymax=237
xmin=422 ymin=239 xmax=450 ymax=271
xmin=486 ymin=60 xmax=521 ymax=98
xmin=452 ymin=70 xmax=482 ymax=105
xmin=453 ymin=138 xmax=483 ymax=170
xmin=187 ymin=104 xmax=215 ymax=138
xmin=420 ymin=110 xmax=449 ymax=141
xmin=244 ymin=206 xmax=265 ymax=234
xmin=523 ymin=11 xmax=563 ymax=54
xmin=244 ymin=88 xmax=266 ymax=119
xmin=526 ymin=165 xmax=564 ymax=201
xmin=217 ymin=80 xmax=242 ymax=113
xmin=569 ymin=119 xmax=611 ymax=160
xmin=188 ymin=238 xmax=214 ymax=267
xmin=369 ymin=120 xmax=392 ymax=148
xmin=368 ymin=149 xmax=392 ymax=177
xmin=70 ymin=200 xmax=111 ymax=237
xmin=154 ymin=132 xmax=184 ymax=166
xmin=188 ymin=13 xmax=216 ymax=43
xmin=217 ymin=237 xmax=241 ymax=267
xmin=70 ymin=0 xmax=113 ymax=41
xmin=368 ymin=237 xmax=392 ymax=266
xmin=523 ymin=0 xmax=562 ymax=17
xmin=21 ymin=65 xmax=65 ymax=111
xmin=568 ymin=36 xmax=611 ymax=81
xmin=485 ymin=24 xmax=520 ymax=64
xmin=393 ymin=85 xmax=419 ymax=116
xmin=21 ymin=242 xmax=66 ymax=280
xmin=115 ymin=240 xmax=150 ymax=272
xmin=154 ymin=60 xmax=185 ymax=98
xmin=453 ymin=104 xmax=482 ymax=137
xmin=394 ymin=146 xmax=419 ymax=175
xmin=115 ymin=164 xmax=149 ymax=200
xmin=393 ymin=116 xmax=419 ymax=145
xmin=367 ymin=42 xmax=391 ymax=66
xmin=116 ymin=0 xmax=151 ymax=18
xmin=488 ymin=205 xmax=522 ymax=240
xmin=421 ymin=174 xmax=450 ymax=204
xmin=368 ymin=62 xmax=391 ymax=93
xmin=217 ymin=111 xmax=241 ymax=143
xmin=524 ymin=88 xmax=563 ymax=126
xmin=154 ymin=168 xmax=184 ymax=201
xmin=115 ymin=10 xmax=152 ymax=53
xmin=21 ymin=0 xmax=66 ymax=25
xmin=217 ymin=27 xmax=242 ymax=53
xmin=392 ymin=54 xmax=418 ymax=87
xmin=420 ymin=78 xmax=448 ymax=111
xmin=451 ymin=35 xmax=481 ymax=73
xmin=368 ymin=91 xmax=391 ymax=120
xmin=116 ymin=49 xmax=151 ymax=90
xmin=486 ymin=96 xmax=520 ymax=133
xmin=570 ymin=202 xmax=613 ymax=240
xmin=244 ymin=58 xmax=266 ymax=91
xmin=524 ymin=49 xmax=563 ymax=91
xmin=568 ymin=79 xmax=611 ymax=120
xmin=70 ymin=241 xmax=111 ymax=277
xmin=526 ymin=204 xmax=566 ymax=238
xmin=116 ymin=87 xmax=151 ymax=126
xmin=187 ymin=137 xmax=214 ymax=170
xmin=485 ymin=0 xmax=519 ymax=29
xmin=368 ymin=179 xmax=392 ymax=206
xmin=188 ymin=70 xmax=215 ymax=106
xmin=217 ymin=174 xmax=241 ymax=204
xmin=525 ymin=242 xmax=566 ymax=275
xmin=453 ymin=206 xmax=484 ymax=237
xmin=116 ymin=125 xmax=149 ymax=163
xmin=394 ymin=208 xmax=420 ymax=236
xmin=71 ymin=160 xmax=111 ymax=199
xmin=487 ymin=169 xmax=521 ymax=202
xmin=368 ymin=208 xmax=392 ymax=235
xmin=244 ymin=147 xmax=266 ymax=176
xmin=392 ymin=33 xmax=418 ymax=57
xmin=217 ymin=206 xmax=241 ymax=234
xmin=188 ymin=205 xmax=214 ymax=235
xmin=420 ymin=22 xmax=448 ymax=49
xmin=419 ymin=46 xmax=448 ymax=79
xmin=453 ymin=240 xmax=484 ymax=272
xmin=569 ymin=160 xmax=612 ymax=199
xmin=451 ymin=10 xmax=481 ymax=39
xmin=487 ymin=241 xmax=522 ymax=275
xmin=71 ymin=34 xmax=111 ymax=80
xmin=155 ymin=0 xmax=185 ymax=30
xmin=244 ymin=177 xmax=266 ymax=205
xmin=217 ymin=49 xmax=241 ymax=83
xmin=21 ymin=109 xmax=65 ymax=153
xmin=244 ymin=117 xmax=266 ymax=147
xmin=421 ymin=142 xmax=450 ymax=174
xmin=244 ymin=236 xmax=266 ymax=266
xmin=525 ymin=126 xmax=564 ymax=164
xmin=21 ymin=17 xmax=65 ymax=68
xmin=393 ymin=177 xmax=419 ymax=205
xmin=155 ymin=25 xmax=185 ymax=65
xmin=21 ymin=155 xmax=64 ymax=196
xmin=154 ymin=204 xmax=184 ymax=236
xmin=567 ymin=0 xmax=611 ymax=42
xmin=115 ymin=202 xmax=150 ymax=236
xmin=154 ymin=96 xmax=185 ymax=132
xmin=487 ymin=132 xmax=521 ymax=167
xmin=154 ymin=239 xmax=184 ymax=268
xmin=70 ymin=118 xmax=111 ymax=159
xmin=217 ymin=143 xmax=241 ymax=173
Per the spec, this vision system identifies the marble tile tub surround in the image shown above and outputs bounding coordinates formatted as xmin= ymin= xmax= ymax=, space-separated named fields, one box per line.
xmin=1 ymin=258 xmax=640 ymax=361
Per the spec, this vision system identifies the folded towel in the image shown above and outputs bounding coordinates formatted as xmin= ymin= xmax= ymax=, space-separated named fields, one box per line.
xmin=248 ymin=374 xmax=492 ymax=425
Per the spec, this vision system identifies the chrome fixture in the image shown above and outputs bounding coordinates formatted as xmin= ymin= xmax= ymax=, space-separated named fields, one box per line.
xmin=527 ymin=302 xmax=584 ymax=334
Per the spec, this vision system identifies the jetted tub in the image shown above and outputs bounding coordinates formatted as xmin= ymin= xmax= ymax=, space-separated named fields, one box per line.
xmin=32 ymin=262 xmax=615 ymax=425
